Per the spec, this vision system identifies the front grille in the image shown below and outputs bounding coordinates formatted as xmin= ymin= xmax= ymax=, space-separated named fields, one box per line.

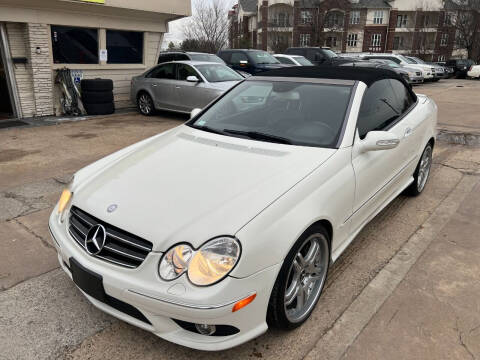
xmin=68 ymin=206 xmax=153 ymax=268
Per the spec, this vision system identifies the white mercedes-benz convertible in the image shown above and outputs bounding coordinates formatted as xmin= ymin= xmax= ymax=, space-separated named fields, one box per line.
xmin=49 ymin=66 xmax=437 ymax=351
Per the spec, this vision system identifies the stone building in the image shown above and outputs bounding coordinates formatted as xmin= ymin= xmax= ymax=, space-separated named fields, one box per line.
xmin=0 ymin=0 xmax=191 ymax=119
xmin=228 ymin=0 xmax=472 ymax=62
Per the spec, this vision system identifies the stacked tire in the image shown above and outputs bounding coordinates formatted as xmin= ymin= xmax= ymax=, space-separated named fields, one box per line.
xmin=81 ymin=79 xmax=115 ymax=115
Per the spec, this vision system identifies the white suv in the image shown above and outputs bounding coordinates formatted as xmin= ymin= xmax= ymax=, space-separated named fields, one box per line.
xmin=361 ymin=54 xmax=435 ymax=80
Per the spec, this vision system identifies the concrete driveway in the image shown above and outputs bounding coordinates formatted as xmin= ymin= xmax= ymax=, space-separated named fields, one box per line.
xmin=1 ymin=79 xmax=480 ymax=360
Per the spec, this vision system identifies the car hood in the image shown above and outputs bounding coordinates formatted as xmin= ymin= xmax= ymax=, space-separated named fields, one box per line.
xmin=402 ymin=66 xmax=421 ymax=73
xmin=208 ymin=80 xmax=241 ymax=91
xmin=256 ymin=63 xmax=291 ymax=71
xmin=72 ymin=125 xmax=336 ymax=251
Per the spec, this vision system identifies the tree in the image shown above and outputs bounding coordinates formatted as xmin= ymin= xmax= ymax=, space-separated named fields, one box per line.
xmin=269 ymin=31 xmax=290 ymax=53
xmin=168 ymin=41 xmax=176 ymax=50
xmin=183 ymin=0 xmax=230 ymax=53
xmin=445 ymin=0 xmax=480 ymax=60
xmin=180 ymin=38 xmax=215 ymax=52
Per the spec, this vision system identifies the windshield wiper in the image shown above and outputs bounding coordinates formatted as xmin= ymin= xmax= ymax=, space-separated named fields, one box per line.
xmin=192 ymin=125 xmax=225 ymax=135
xmin=223 ymin=129 xmax=292 ymax=144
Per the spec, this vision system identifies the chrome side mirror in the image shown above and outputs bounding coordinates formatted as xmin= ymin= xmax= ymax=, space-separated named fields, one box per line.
xmin=190 ymin=108 xmax=202 ymax=119
xmin=187 ymin=75 xmax=200 ymax=82
xmin=359 ymin=131 xmax=400 ymax=153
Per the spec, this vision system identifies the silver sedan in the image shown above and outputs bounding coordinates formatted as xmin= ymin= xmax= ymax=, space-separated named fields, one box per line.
xmin=131 ymin=61 xmax=243 ymax=115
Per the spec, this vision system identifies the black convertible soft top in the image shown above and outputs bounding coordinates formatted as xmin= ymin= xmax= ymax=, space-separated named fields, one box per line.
xmin=254 ymin=65 xmax=405 ymax=87
xmin=254 ymin=63 xmax=417 ymax=101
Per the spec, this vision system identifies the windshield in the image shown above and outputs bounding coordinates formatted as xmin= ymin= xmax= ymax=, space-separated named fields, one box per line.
xmin=188 ymin=80 xmax=352 ymax=148
xmin=189 ymin=53 xmax=225 ymax=64
xmin=405 ymin=57 xmax=417 ymax=64
xmin=323 ymin=49 xmax=338 ymax=58
xmin=412 ymin=57 xmax=425 ymax=64
xmin=195 ymin=64 xmax=243 ymax=82
xmin=250 ymin=51 xmax=281 ymax=64
xmin=294 ymin=56 xmax=314 ymax=65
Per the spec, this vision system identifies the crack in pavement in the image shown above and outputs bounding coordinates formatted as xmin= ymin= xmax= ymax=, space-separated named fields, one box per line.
xmin=11 ymin=218 xmax=54 ymax=250
xmin=455 ymin=318 xmax=476 ymax=360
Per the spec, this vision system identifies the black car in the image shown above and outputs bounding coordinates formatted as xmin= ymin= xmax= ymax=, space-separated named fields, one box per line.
xmin=217 ymin=49 xmax=290 ymax=75
xmin=285 ymin=47 xmax=339 ymax=65
xmin=445 ymin=59 xmax=476 ymax=78
xmin=158 ymin=51 xmax=225 ymax=64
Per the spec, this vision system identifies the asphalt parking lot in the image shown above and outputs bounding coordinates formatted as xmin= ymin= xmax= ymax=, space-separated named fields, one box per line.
xmin=1 ymin=79 xmax=480 ymax=360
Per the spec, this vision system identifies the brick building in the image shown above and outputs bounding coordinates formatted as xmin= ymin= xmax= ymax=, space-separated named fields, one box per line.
xmin=228 ymin=0 xmax=471 ymax=62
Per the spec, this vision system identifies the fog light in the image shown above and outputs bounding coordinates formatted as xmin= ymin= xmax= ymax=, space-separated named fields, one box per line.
xmin=195 ymin=323 xmax=216 ymax=336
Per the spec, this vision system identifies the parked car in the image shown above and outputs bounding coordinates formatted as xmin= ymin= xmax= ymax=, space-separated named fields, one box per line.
xmin=158 ymin=51 xmax=225 ymax=65
xmin=405 ymin=56 xmax=446 ymax=81
xmin=467 ymin=64 xmax=480 ymax=79
xmin=435 ymin=62 xmax=455 ymax=77
xmin=368 ymin=59 xmax=424 ymax=84
xmin=360 ymin=53 xmax=435 ymax=81
xmin=285 ymin=47 xmax=339 ymax=65
xmin=217 ymin=49 xmax=290 ymax=75
xmin=446 ymin=59 xmax=477 ymax=78
xmin=131 ymin=61 xmax=243 ymax=115
xmin=274 ymin=54 xmax=314 ymax=66
xmin=50 ymin=65 xmax=436 ymax=351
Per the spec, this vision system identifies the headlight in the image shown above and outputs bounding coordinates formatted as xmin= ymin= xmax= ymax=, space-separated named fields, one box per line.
xmin=159 ymin=237 xmax=241 ymax=286
xmin=57 ymin=176 xmax=74 ymax=222
xmin=159 ymin=244 xmax=193 ymax=280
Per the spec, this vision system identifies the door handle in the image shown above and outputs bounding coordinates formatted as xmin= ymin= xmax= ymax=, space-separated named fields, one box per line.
xmin=151 ymin=84 xmax=157 ymax=87
xmin=175 ymin=86 xmax=180 ymax=89
xmin=404 ymin=127 xmax=412 ymax=138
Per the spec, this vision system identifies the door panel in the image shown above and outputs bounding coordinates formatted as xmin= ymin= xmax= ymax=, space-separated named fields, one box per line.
xmin=172 ymin=64 xmax=216 ymax=112
xmin=350 ymin=79 xmax=414 ymax=233
xmin=149 ymin=63 xmax=178 ymax=110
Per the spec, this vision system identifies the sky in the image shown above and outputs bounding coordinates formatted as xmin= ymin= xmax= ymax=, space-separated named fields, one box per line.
xmin=161 ymin=0 xmax=237 ymax=49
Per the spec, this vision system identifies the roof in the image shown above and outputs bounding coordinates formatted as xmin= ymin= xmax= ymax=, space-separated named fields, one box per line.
xmin=351 ymin=0 xmax=391 ymax=8
xmin=252 ymin=65 xmax=408 ymax=87
xmin=238 ymin=0 xmax=257 ymax=13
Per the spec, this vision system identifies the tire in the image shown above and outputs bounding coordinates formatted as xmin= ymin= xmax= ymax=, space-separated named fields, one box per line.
xmin=81 ymin=79 xmax=113 ymax=92
xmin=81 ymin=91 xmax=114 ymax=104
xmin=137 ymin=92 xmax=155 ymax=116
xmin=405 ymin=143 xmax=433 ymax=197
xmin=83 ymin=102 xmax=115 ymax=116
xmin=267 ymin=224 xmax=330 ymax=330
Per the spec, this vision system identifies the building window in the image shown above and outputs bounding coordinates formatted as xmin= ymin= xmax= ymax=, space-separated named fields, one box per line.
xmin=326 ymin=12 xmax=343 ymax=27
xmin=440 ymin=33 xmax=448 ymax=46
xmin=51 ymin=26 xmax=98 ymax=64
xmin=301 ymin=10 xmax=313 ymax=24
xmin=300 ymin=33 xmax=311 ymax=47
xmin=106 ymin=30 xmax=144 ymax=64
xmin=444 ymin=12 xmax=453 ymax=26
xmin=438 ymin=54 xmax=446 ymax=62
xmin=371 ymin=33 xmax=381 ymax=47
xmin=326 ymin=36 xmax=337 ymax=47
xmin=373 ymin=11 xmax=384 ymax=24
xmin=350 ymin=10 xmax=360 ymax=25
xmin=423 ymin=15 xmax=430 ymax=27
xmin=347 ymin=33 xmax=358 ymax=47
xmin=396 ymin=14 xmax=408 ymax=28
xmin=393 ymin=36 xmax=404 ymax=50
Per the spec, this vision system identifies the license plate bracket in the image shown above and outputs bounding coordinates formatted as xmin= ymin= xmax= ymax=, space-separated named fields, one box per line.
xmin=69 ymin=257 xmax=106 ymax=302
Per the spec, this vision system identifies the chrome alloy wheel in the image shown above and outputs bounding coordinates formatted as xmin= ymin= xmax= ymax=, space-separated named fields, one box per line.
xmin=284 ymin=234 xmax=329 ymax=323
xmin=138 ymin=94 xmax=153 ymax=115
xmin=417 ymin=145 xmax=432 ymax=192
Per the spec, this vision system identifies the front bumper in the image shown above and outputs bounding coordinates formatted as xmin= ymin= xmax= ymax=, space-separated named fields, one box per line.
xmin=408 ymin=75 xmax=424 ymax=84
xmin=49 ymin=210 xmax=280 ymax=351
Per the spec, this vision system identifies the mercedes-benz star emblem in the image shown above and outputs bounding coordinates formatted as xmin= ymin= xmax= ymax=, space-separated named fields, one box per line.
xmin=85 ymin=224 xmax=106 ymax=255
xmin=107 ymin=204 xmax=118 ymax=213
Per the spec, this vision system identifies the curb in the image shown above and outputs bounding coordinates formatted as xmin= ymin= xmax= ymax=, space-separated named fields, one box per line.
xmin=437 ymin=129 xmax=480 ymax=146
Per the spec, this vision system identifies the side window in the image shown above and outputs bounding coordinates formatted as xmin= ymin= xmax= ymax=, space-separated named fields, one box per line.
xmin=158 ymin=54 xmax=175 ymax=64
xmin=175 ymin=53 xmax=189 ymax=61
xmin=231 ymin=52 xmax=248 ymax=64
xmin=177 ymin=64 xmax=199 ymax=81
xmin=288 ymin=48 xmax=305 ymax=56
xmin=357 ymin=79 xmax=400 ymax=139
xmin=307 ymin=50 xmax=324 ymax=61
xmin=389 ymin=79 xmax=415 ymax=114
xmin=277 ymin=57 xmax=295 ymax=65
xmin=151 ymin=63 xmax=176 ymax=79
